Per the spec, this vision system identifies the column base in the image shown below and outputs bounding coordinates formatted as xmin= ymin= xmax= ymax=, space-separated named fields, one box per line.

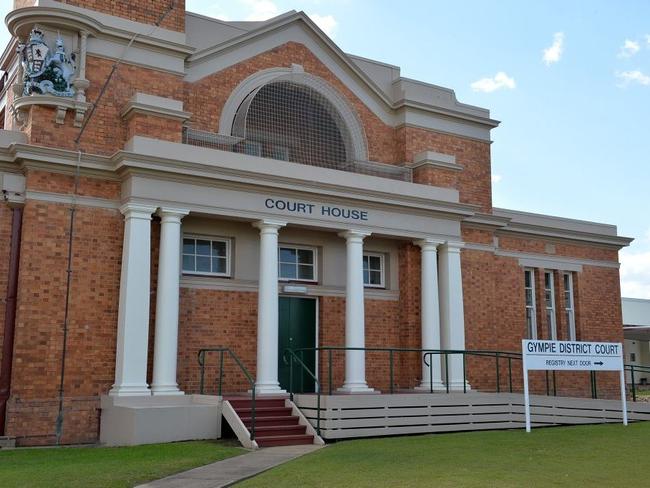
xmin=254 ymin=383 xmax=286 ymax=395
xmin=337 ymin=382 xmax=375 ymax=394
xmin=150 ymin=384 xmax=184 ymax=396
xmin=108 ymin=383 xmax=151 ymax=397
xmin=445 ymin=381 xmax=471 ymax=392
xmin=414 ymin=380 xmax=447 ymax=392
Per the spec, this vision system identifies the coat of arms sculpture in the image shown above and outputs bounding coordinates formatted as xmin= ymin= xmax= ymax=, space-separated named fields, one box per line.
xmin=17 ymin=26 xmax=76 ymax=97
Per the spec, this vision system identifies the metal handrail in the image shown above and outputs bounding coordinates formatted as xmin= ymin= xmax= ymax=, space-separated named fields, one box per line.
xmin=625 ymin=364 xmax=650 ymax=402
xmin=198 ymin=347 xmax=257 ymax=440
xmin=282 ymin=349 xmax=322 ymax=436
xmin=422 ymin=349 xmax=522 ymax=395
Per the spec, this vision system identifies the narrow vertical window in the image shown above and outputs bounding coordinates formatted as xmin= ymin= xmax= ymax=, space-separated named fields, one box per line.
xmin=563 ymin=272 xmax=576 ymax=340
xmin=544 ymin=270 xmax=557 ymax=340
xmin=524 ymin=268 xmax=537 ymax=339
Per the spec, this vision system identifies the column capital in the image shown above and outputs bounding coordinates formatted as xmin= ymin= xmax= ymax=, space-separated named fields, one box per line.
xmin=414 ymin=238 xmax=445 ymax=250
xmin=157 ymin=207 xmax=190 ymax=222
xmin=338 ymin=229 xmax=371 ymax=241
xmin=253 ymin=219 xmax=287 ymax=232
xmin=441 ymin=241 xmax=465 ymax=253
xmin=119 ymin=202 xmax=157 ymax=219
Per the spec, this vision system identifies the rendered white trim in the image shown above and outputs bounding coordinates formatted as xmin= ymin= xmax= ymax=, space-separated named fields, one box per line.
xmin=24 ymin=190 xmax=120 ymax=210
xmin=121 ymin=93 xmax=191 ymax=121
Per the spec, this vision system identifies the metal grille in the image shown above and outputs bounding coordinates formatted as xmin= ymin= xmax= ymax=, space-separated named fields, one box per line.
xmin=232 ymin=81 xmax=352 ymax=169
xmin=182 ymin=80 xmax=412 ymax=182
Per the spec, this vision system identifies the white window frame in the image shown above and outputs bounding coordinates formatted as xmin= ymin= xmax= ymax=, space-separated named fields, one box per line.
xmin=524 ymin=268 xmax=537 ymax=340
xmin=363 ymin=252 xmax=385 ymax=288
xmin=544 ymin=270 xmax=557 ymax=340
xmin=181 ymin=234 xmax=231 ymax=277
xmin=563 ymin=272 xmax=576 ymax=341
xmin=278 ymin=244 xmax=318 ymax=283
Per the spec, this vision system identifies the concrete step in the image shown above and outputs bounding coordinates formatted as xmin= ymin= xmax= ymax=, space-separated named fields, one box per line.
xmin=241 ymin=415 xmax=300 ymax=427
xmin=235 ymin=406 xmax=293 ymax=417
xmin=228 ymin=398 xmax=286 ymax=409
xmin=252 ymin=424 xmax=307 ymax=437
xmin=255 ymin=433 xmax=314 ymax=447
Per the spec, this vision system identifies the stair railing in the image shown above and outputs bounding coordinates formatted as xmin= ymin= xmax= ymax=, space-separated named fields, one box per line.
xmin=283 ymin=348 xmax=321 ymax=436
xmin=197 ymin=347 xmax=257 ymax=441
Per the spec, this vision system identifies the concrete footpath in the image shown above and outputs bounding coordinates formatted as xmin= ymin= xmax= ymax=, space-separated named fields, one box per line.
xmin=136 ymin=444 xmax=324 ymax=488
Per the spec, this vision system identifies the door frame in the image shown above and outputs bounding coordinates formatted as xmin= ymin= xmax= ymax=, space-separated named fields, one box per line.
xmin=279 ymin=294 xmax=319 ymax=393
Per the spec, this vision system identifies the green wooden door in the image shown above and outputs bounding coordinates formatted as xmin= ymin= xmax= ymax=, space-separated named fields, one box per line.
xmin=278 ymin=297 xmax=316 ymax=393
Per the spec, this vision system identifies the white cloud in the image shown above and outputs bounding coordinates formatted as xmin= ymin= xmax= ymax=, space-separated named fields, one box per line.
xmin=241 ymin=0 xmax=280 ymax=21
xmin=616 ymin=70 xmax=650 ymax=87
xmin=470 ymin=72 xmax=516 ymax=93
xmin=308 ymin=13 xmax=338 ymax=37
xmin=621 ymin=251 xmax=650 ymax=299
xmin=542 ymin=32 xmax=564 ymax=66
xmin=491 ymin=174 xmax=503 ymax=184
xmin=618 ymin=39 xmax=640 ymax=58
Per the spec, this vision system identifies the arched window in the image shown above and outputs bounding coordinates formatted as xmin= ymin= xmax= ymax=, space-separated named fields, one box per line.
xmin=231 ymin=80 xmax=355 ymax=170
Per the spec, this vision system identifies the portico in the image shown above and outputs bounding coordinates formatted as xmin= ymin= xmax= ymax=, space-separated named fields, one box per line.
xmin=107 ymin=144 xmax=473 ymax=396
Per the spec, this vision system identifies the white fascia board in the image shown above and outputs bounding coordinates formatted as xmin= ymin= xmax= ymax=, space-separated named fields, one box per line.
xmin=494 ymin=207 xmax=633 ymax=247
xmin=622 ymin=298 xmax=650 ymax=327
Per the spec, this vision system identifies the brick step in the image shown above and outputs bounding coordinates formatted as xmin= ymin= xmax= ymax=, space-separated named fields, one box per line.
xmin=241 ymin=415 xmax=300 ymax=427
xmin=235 ymin=406 xmax=293 ymax=417
xmin=255 ymin=434 xmax=314 ymax=447
xmin=227 ymin=398 xmax=286 ymax=409
xmin=251 ymin=424 xmax=307 ymax=437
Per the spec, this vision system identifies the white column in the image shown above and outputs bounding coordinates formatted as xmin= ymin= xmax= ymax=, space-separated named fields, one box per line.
xmin=415 ymin=239 xmax=445 ymax=391
xmin=151 ymin=208 xmax=189 ymax=396
xmin=253 ymin=220 xmax=286 ymax=394
xmin=109 ymin=203 xmax=157 ymax=397
xmin=438 ymin=242 xmax=470 ymax=391
xmin=338 ymin=230 xmax=374 ymax=393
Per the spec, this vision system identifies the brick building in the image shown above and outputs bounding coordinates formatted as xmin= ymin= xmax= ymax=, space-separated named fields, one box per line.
xmin=0 ymin=1 xmax=632 ymax=446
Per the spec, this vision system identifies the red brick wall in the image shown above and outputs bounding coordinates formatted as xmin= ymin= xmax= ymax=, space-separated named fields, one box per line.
xmin=6 ymin=189 xmax=122 ymax=445
xmin=0 ymin=203 xmax=14 ymax=368
xmin=46 ymin=1 xmax=186 ymax=32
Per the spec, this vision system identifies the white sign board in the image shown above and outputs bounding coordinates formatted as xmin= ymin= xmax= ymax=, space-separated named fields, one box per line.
xmin=522 ymin=340 xmax=627 ymax=432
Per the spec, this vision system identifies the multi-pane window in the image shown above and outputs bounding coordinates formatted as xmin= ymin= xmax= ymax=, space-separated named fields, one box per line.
xmin=563 ymin=272 xmax=576 ymax=340
xmin=363 ymin=253 xmax=384 ymax=288
xmin=544 ymin=271 xmax=557 ymax=340
xmin=182 ymin=236 xmax=230 ymax=276
xmin=524 ymin=268 xmax=537 ymax=339
xmin=278 ymin=246 xmax=317 ymax=281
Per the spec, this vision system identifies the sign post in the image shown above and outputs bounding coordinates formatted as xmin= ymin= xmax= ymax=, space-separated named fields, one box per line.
xmin=522 ymin=340 xmax=627 ymax=432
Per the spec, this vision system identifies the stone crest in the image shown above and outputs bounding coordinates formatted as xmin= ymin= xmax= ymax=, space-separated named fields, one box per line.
xmin=17 ymin=26 xmax=76 ymax=97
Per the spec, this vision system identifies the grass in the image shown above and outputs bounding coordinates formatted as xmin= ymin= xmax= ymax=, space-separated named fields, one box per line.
xmin=238 ymin=423 xmax=650 ymax=487
xmin=0 ymin=440 xmax=244 ymax=488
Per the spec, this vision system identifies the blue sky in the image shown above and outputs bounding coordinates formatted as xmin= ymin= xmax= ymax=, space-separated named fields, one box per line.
xmin=2 ymin=1 xmax=649 ymax=297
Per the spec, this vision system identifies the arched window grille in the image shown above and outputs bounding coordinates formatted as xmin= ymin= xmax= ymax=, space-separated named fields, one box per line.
xmin=231 ymin=81 xmax=354 ymax=170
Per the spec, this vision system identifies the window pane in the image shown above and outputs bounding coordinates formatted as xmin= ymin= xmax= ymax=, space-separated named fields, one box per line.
xmin=363 ymin=269 xmax=370 ymax=284
xmin=196 ymin=240 xmax=211 ymax=256
xmin=545 ymin=272 xmax=552 ymax=288
xmin=368 ymin=256 xmax=381 ymax=271
xmin=183 ymin=238 xmax=195 ymax=254
xmin=525 ymin=289 xmax=533 ymax=306
xmin=212 ymin=241 xmax=227 ymax=257
xmin=280 ymin=263 xmax=296 ymax=279
xmin=563 ymin=273 xmax=570 ymax=289
xmin=525 ymin=270 xmax=532 ymax=287
xmin=279 ymin=248 xmax=296 ymax=263
xmin=182 ymin=254 xmax=195 ymax=271
xmin=298 ymin=264 xmax=314 ymax=280
xmin=362 ymin=256 xmax=369 ymax=271
xmin=297 ymin=249 xmax=314 ymax=265
xmin=369 ymin=270 xmax=382 ymax=285
xmin=196 ymin=256 xmax=211 ymax=272
xmin=212 ymin=257 xmax=226 ymax=274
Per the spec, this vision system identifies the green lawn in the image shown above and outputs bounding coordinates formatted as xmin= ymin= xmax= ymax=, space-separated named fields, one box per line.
xmin=0 ymin=440 xmax=244 ymax=488
xmin=238 ymin=423 xmax=650 ymax=487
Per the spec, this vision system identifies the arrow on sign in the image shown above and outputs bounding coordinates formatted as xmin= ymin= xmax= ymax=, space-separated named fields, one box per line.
xmin=594 ymin=361 xmax=604 ymax=366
